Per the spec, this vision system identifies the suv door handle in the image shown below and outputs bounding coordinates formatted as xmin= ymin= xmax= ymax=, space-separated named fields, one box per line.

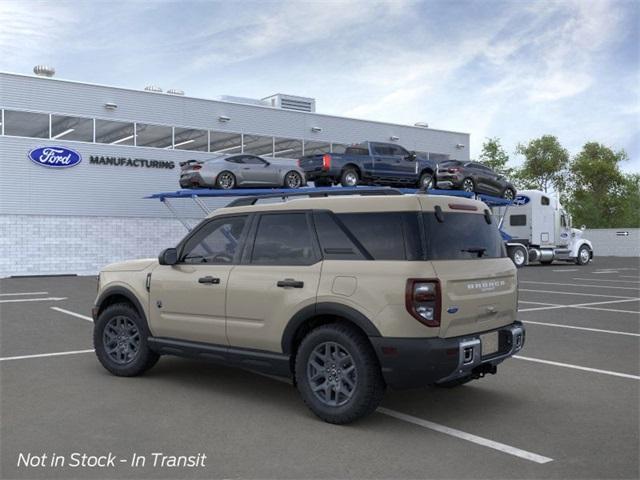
xmin=198 ymin=276 xmax=220 ymax=285
xmin=277 ymin=279 xmax=304 ymax=288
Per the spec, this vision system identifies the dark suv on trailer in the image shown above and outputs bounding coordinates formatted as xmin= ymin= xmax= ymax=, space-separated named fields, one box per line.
xmin=436 ymin=160 xmax=516 ymax=200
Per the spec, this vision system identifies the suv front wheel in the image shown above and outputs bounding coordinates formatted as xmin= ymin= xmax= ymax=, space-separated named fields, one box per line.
xmin=94 ymin=303 xmax=159 ymax=377
xmin=295 ymin=323 xmax=385 ymax=424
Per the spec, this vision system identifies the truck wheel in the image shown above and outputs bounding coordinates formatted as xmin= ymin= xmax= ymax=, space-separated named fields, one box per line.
xmin=418 ymin=172 xmax=434 ymax=190
xmin=340 ymin=168 xmax=360 ymax=187
xmin=462 ymin=177 xmax=475 ymax=192
xmin=576 ymin=245 xmax=591 ymax=265
xmin=508 ymin=245 xmax=527 ymax=268
xmin=216 ymin=171 xmax=236 ymax=189
xmin=94 ymin=303 xmax=159 ymax=377
xmin=295 ymin=323 xmax=385 ymax=424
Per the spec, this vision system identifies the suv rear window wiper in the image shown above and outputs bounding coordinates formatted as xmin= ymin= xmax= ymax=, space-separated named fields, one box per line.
xmin=461 ymin=247 xmax=487 ymax=258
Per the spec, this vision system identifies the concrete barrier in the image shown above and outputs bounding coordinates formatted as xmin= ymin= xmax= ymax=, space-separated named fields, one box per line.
xmin=584 ymin=228 xmax=640 ymax=257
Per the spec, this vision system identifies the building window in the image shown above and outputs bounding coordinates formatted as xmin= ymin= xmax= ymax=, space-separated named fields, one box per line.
xmin=51 ymin=114 xmax=93 ymax=142
xmin=243 ymin=134 xmax=274 ymax=156
xmin=303 ymin=141 xmax=331 ymax=156
xmin=273 ymin=137 xmax=303 ymax=159
xmin=3 ymin=110 xmax=49 ymax=138
xmin=95 ymin=119 xmax=135 ymax=145
xmin=173 ymin=127 xmax=208 ymax=151
xmin=135 ymin=123 xmax=173 ymax=148
xmin=210 ymin=131 xmax=243 ymax=154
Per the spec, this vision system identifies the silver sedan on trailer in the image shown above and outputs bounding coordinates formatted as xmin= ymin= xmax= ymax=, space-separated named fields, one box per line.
xmin=179 ymin=154 xmax=307 ymax=189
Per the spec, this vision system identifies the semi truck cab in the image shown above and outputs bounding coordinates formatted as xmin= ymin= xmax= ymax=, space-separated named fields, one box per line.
xmin=494 ymin=190 xmax=593 ymax=267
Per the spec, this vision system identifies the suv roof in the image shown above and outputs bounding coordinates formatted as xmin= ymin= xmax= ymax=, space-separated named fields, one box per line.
xmin=207 ymin=194 xmax=486 ymax=217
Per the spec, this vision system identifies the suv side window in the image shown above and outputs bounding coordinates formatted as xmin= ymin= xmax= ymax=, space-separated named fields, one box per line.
xmin=181 ymin=216 xmax=248 ymax=264
xmin=335 ymin=212 xmax=421 ymax=260
xmin=313 ymin=211 xmax=366 ymax=260
xmin=226 ymin=156 xmax=244 ymax=164
xmin=251 ymin=213 xmax=319 ymax=265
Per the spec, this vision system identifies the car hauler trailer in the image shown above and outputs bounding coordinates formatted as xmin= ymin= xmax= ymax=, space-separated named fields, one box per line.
xmin=494 ymin=190 xmax=594 ymax=267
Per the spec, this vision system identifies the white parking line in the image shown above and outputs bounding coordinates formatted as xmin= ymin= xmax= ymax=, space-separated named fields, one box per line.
xmin=593 ymin=271 xmax=619 ymax=274
xmin=519 ymin=297 xmax=640 ymax=313
xmin=573 ymin=278 xmax=640 ymax=284
xmin=0 ymin=349 xmax=95 ymax=362
xmin=0 ymin=291 xmax=49 ymax=296
xmin=523 ymin=321 xmax=640 ymax=337
xmin=620 ymin=275 xmax=640 ymax=279
xmin=51 ymin=307 xmax=93 ymax=322
xmin=576 ymin=306 xmax=640 ymax=315
xmin=514 ymin=356 xmax=640 ymax=380
xmin=552 ymin=269 xmax=579 ymax=272
xmin=520 ymin=281 xmax=639 ymax=291
xmin=519 ymin=289 xmax=636 ymax=299
xmin=0 ymin=297 xmax=68 ymax=304
xmin=377 ymin=408 xmax=553 ymax=464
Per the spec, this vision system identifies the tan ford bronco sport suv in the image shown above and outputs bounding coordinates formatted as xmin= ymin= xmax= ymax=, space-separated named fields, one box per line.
xmin=93 ymin=190 xmax=525 ymax=424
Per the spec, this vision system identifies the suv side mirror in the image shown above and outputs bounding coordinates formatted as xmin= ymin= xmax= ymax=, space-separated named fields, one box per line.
xmin=407 ymin=151 xmax=417 ymax=161
xmin=159 ymin=247 xmax=178 ymax=266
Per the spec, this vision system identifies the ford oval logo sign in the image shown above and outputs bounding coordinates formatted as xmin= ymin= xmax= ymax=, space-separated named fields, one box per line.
xmin=513 ymin=195 xmax=530 ymax=206
xmin=28 ymin=146 xmax=82 ymax=168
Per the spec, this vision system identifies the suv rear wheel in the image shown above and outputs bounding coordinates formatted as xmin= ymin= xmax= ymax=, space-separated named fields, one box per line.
xmin=295 ymin=323 xmax=385 ymax=424
xmin=94 ymin=303 xmax=159 ymax=377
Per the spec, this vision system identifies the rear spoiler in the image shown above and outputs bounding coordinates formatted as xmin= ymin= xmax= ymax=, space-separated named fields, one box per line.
xmin=179 ymin=159 xmax=201 ymax=168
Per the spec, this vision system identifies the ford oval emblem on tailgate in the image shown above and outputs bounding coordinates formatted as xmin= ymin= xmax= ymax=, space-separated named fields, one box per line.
xmin=447 ymin=306 xmax=459 ymax=314
xmin=28 ymin=146 xmax=82 ymax=168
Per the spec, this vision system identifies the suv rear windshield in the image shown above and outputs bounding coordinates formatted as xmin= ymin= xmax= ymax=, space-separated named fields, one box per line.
xmin=423 ymin=212 xmax=505 ymax=260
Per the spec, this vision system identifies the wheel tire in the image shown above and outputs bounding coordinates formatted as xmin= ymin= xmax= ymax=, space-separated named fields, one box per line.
xmin=462 ymin=177 xmax=475 ymax=193
xmin=216 ymin=171 xmax=236 ymax=190
xmin=418 ymin=172 xmax=434 ymax=190
xmin=435 ymin=376 xmax=474 ymax=389
xmin=284 ymin=171 xmax=303 ymax=189
xmin=503 ymin=188 xmax=516 ymax=201
xmin=314 ymin=178 xmax=332 ymax=187
xmin=340 ymin=168 xmax=360 ymax=187
xmin=576 ymin=245 xmax=591 ymax=265
xmin=295 ymin=323 xmax=385 ymax=424
xmin=93 ymin=303 xmax=159 ymax=377
xmin=508 ymin=245 xmax=527 ymax=268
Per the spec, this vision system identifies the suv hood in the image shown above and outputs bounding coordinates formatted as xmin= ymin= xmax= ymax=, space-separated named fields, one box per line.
xmin=102 ymin=258 xmax=157 ymax=272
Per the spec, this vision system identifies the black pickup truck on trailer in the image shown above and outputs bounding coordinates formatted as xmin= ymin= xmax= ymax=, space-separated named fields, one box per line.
xmin=298 ymin=141 xmax=437 ymax=188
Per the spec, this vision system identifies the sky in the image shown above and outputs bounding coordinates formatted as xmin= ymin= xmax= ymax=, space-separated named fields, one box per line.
xmin=1 ymin=0 xmax=638 ymax=172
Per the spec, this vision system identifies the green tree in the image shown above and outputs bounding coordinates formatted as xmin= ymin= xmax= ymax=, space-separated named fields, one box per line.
xmin=479 ymin=137 xmax=511 ymax=175
xmin=515 ymin=135 xmax=569 ymax=192
xmin=565 ymin=142 xmax=638 ymax=228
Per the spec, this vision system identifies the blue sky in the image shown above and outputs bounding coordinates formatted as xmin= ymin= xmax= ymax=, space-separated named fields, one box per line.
xmin=1 ymin=0 xmax=638 ymax=172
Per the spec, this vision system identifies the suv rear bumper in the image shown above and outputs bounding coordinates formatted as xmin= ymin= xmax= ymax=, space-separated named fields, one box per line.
xmin=370 ymin=321 xmax=525 ymax=389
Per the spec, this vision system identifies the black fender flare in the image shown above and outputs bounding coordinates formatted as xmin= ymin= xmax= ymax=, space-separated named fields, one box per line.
xmin=281 ymin=302 xmax=381 ymax=354
xmin=94 ymin=286 xmax=149 ymax=329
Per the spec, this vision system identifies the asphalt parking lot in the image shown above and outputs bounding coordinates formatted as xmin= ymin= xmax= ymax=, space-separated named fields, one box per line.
xmin=1 ymin=256 xmax=638 ymax=479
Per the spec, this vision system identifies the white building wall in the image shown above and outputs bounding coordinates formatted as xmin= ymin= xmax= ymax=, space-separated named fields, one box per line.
xmin=0 ymin=215 xmax=190 ymax=277
xmin=584 ymin=228 xmax=640 ymax=257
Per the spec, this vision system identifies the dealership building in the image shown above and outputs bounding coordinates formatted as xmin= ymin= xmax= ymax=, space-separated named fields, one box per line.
xmin=0 ymin=69 xmax=470 ymax=277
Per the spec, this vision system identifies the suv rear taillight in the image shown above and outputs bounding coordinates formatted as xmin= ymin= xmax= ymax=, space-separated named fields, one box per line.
xmin=297 ymin=159 xmax=301 ymax=167
xmin=322 ymin=154 xmax=332 ymax=171
xmin=448 ymin=167 xmax=460 ymax=173
xmin=405 ymin=279 xmax=441 ymax=327
xmin=192 ymin=165 xmax=202 ymax=170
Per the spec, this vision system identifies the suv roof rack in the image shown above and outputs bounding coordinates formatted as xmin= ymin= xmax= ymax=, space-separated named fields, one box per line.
xmin=225 ymin=186 xmax=403 ymax=207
